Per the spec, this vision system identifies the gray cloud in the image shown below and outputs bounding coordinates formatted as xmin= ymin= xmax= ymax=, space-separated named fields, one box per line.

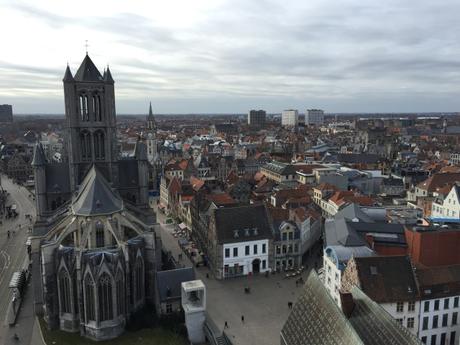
xmin=3 ymin=0 xmax=460 ymax=113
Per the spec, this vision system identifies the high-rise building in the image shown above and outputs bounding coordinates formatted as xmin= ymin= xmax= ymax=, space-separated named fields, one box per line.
xmin=306 ymin=109 xmax=324 ymax=126
xmin=0 ymin=104 xmax=13 ymax=122
xmin=281 ymin=109 xmax=299 ymax=127
xmin=248 ymin=109 xmax=266 ymax=127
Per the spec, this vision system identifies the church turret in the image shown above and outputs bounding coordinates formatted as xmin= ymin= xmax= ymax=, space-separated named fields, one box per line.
xmin=63 ymin=64 xmax=74 ymax=82
xmin=32 ymin=143 xmax=48 ymax=218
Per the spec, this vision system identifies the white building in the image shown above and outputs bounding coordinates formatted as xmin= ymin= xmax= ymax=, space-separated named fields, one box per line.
xmin=417 ymin=264 xmax=460 ymax=345
xmin=431 ymin=184 xmax=460 ymax=221
xmin=222 ymin=239 xmax=270 ymax=278
xmin=323 ymin=245 xmax=375 ymax=307
xmin=306 ymin=109 xmax=324 ymax=126
xmin=281 ymin=109 xmax=299 ymax=127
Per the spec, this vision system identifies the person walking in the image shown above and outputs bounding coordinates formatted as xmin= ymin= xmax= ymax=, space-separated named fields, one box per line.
xmin=241 ymin=315 xmax=245 ymax=323
xmin=224 ymin=321 xmax=229 ymax=329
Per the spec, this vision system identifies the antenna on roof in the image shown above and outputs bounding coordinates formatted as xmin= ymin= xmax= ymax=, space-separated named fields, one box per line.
xmin=85 ymin=40 xmax=89 ymax=55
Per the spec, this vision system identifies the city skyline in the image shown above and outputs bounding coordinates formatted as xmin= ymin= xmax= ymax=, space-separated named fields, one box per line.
xmin=2 ymin=0 xmax=460 ymax=114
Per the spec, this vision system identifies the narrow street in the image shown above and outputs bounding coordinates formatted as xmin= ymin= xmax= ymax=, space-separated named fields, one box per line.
xmin=0 ymin=175 xmax=36 ymax=345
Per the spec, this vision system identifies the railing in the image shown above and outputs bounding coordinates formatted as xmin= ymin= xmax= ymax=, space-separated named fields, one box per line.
xmin=204 ymin=313 xmax=233 ymax=345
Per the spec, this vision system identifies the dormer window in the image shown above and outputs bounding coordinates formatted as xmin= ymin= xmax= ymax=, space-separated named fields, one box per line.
xmin=233 ymin=230 xmax=239 ymax=238
xmin=253 ymin=228 xmax=258 ymax=235
xmin=244 ymin=228 xmax=250 ymax=237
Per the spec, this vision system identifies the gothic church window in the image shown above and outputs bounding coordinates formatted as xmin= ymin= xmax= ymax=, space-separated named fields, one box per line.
xmin=84 ymin=274 xmax=96 ymax=322
xmin=79 ymin=94 xmax=89 ymax=122
xmin=59 ymin=270 xmax=72 ymax=313
xmin=116 ymin=272 xmax=124 ymax=316
xmin=134 ymin=257 xmax=144 ymax=302
xmin=94 ymin=130 xmax=105 ymax=160
xmin=98 ymin=273 xmax=113 ymax=322
xmin=80 ymin=131 xmax=91 ymax=161
xmin=95 ymin=222 xmax=104 ymax=248
xmin=92 ymin=93 xmax=102 ymax=122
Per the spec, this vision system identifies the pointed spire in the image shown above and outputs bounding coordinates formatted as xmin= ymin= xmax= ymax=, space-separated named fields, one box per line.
xmin=104 ymin=65 xmax=114 ymax=84
xmin=149 ymin=102 xmax=153 ymax=117
xmin=63 ymin=64 xmax=74 ymax=82
xmin=74 ymin=54 xmax=103 ymax=81
xmin=31 ymin=142 xmax=47 ymax=166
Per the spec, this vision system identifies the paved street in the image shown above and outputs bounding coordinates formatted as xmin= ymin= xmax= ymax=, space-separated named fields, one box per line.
xmin=152 ymin=201 xmax=321 ymax=345
xmin=0 ymin=175 xmax=37 ymax=345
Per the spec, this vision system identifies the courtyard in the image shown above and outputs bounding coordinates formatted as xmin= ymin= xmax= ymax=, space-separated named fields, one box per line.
xmin=155 ymin=203 xmax=321 ymax=345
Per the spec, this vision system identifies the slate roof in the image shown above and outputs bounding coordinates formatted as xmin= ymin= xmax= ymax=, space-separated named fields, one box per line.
xmin=156 ymin=267 xmax=195 ymax=302
xmin=325 ymin=217 xmax=405 ymax=247
xmin=74 ymin=54 xmax=103 ymax=82
xmin=72 ymin=165 xmax=123 ymax=216
xmin=353 ymin=256 xmax=419 ymax=303
xmin=262 ymin=161 xmax=297 ymax=176
xmin=280 ymin=271 xmax=421 ymax=345
xmin=214 ymin=204 xmax=272 ymax=244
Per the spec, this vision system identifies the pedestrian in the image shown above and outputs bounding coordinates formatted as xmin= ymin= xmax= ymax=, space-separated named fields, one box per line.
xmin=288 ymin=301 xmax=293 ymax=309
xmin=7 ymin=230 xmax=10 ymax=238
xmin=241 ymin=315 xmax=245 ymax=323
xmin=224 ymin=321 xmax=228 ymax=329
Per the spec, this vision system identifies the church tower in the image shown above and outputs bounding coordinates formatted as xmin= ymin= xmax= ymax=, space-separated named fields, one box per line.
xmin=146 ymin=102 xmax=158 ymax=164
xmin=63 ymin=54 xmax=119 ymax=192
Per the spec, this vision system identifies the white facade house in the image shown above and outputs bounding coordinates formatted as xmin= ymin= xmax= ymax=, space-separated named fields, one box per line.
xmin=323 ymin=245 xmax=375 ymax=308
xmin=419 ymin=296 xmax=460 ymax=345
xmin=432 ymin=184 xmax=460 ymax=221
xmin=381 ymin=301 xmax=420 ymax=337
xmin=281 ymin=109 xmax=299 ymax=127
xmin=222 ymin=239 xmax=270 ymax=278
xmin=305 ymin=109 xmax=324 ymax=126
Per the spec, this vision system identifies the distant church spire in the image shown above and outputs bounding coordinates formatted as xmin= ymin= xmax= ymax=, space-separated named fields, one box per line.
xmin=149 ymin=102 xmax=153 ymax=117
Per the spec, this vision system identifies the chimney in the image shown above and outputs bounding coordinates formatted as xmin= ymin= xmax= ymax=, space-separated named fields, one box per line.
xmin=340 ymin=292 xmax=355 ymax=318
xmin=365 ymin=234 xmax=375 ymax=249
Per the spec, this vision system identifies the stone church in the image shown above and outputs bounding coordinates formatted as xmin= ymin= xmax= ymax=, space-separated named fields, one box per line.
xmin=30 ymin=54 xmax=161 ymax=340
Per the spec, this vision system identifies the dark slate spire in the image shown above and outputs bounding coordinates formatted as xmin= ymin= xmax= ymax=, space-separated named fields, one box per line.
xmin=31 ymin=142 xmax=47 ymax=166
xmin=104 ymin=65 xmax=114 ymax=84
xmin=72 ymin=165 xmax=123 ymax=216
xmin=74 ymin=54 xmax=103 ymax=82
xmin=63 ymin=64 xmax=74 ymax=82
xmin=147 ymin=102 xmax=155 ymax=130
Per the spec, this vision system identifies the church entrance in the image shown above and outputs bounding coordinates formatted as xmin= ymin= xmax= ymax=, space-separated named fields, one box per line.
xmin=252 ymin=259 xmax=261 ymax=274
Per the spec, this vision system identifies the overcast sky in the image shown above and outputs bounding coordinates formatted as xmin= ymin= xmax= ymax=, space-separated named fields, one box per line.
xmin=1 ymin=0 xmax=460 ymax=114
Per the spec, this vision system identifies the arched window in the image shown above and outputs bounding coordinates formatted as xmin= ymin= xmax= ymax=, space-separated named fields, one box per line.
xmin=84 ymin=274 xmax=96 ymax=322
xmin=134 ymin=258 xmax=144 ymax=302
xmin=92 ymin=93 xmax=102 ymax=122
xmin=59 ymin=270 xmax=72 ymax=314
xmin=95 ymin=222 xmax=104 ymax=248
xmin=98 ymin=273 xmax=113 ymax=322
xmin=94 ymin=130 xmax=105 ymax=160
xmin=80 ymin=130 xmax=91 ymax=161
xmin=79 ymin=94 xmax=89 ymax=121
xmin=116 ymin=272 xmax=124 ymax=316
